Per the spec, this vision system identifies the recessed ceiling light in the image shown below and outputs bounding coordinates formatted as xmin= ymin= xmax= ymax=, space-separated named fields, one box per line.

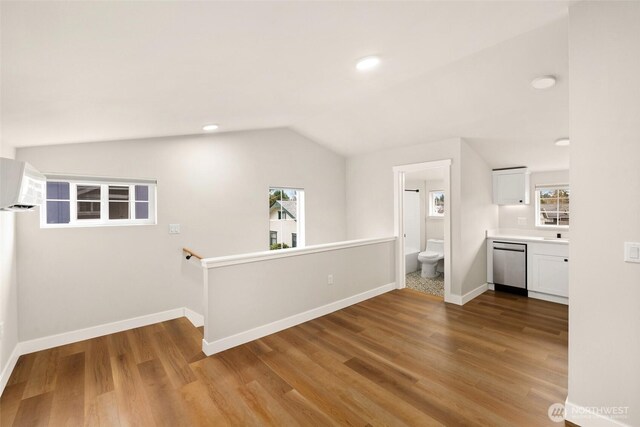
xmin=555 ymin=138 xmax=570 ymax=146
xmin=202 ymin=124 xmax=219 ymax=132
xmin=356 ymin=56 xmax=381 ymax=72
xmin=531 ymin=75 xmax=557 ymax=90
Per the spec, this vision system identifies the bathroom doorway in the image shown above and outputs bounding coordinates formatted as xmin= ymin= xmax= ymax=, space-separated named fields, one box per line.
xmin=393 ymin=160 xmax=452 ymax=302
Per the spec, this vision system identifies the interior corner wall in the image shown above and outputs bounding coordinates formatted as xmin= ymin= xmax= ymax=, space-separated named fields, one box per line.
xmin=459 ymin=140 xmax=498 ymax=295
xmin=0 ymin=144 xmax=19 ymax=381
xmin=15 ymin=128 xmax=347 ymax=341
xmin=345 ymin=137 xmax=465 ymax=296
xmin=498 ymin=170 xmax=569 ymax=233
xmin=568 ymin=2 xmax=640 ymax=425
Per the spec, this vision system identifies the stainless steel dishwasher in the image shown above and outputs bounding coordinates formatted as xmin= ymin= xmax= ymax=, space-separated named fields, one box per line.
xmin=492 ymin=241 xmax=527 ymax=295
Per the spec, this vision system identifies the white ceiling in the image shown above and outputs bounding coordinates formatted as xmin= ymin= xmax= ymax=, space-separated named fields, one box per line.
xmin=1 ymin=1 xmax=569 ymax=171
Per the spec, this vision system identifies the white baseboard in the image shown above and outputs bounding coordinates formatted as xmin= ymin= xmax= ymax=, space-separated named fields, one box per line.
xmin=528 ymin=291 xmax=568 ymax=305
xmin=565 ymin=399 xmax=632 ymax=427
xmin=18 ymin=308 xmax=185 ymax=356
xmin=184 ymin=308 xmax=204 ymax=327
xmin=447 ymin=283 xmax=488 ymax=306
xmin=202 ymin=282 xmax=396 ymax=356
xmin=0 ymin=345 xmax=21 ymax=398
xmin=0 ymin=306 xmax=202 ymax=397
xmin=487 ymin=284 xmax=568 ymax=305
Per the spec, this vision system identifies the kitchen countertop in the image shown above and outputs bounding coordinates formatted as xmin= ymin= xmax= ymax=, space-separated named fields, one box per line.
xmin=486 ymin=234 xmax=569 ymax=244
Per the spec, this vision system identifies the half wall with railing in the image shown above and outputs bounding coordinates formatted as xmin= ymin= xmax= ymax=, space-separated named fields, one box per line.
xmin=198 ymin=237 xmax=396 ymax=355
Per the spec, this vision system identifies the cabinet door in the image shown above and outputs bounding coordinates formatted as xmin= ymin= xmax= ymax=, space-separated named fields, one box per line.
xmin=493 ymin=173 xmax=527 ymax=205
xmin=530 ymin=254 xmax=569 ymax=297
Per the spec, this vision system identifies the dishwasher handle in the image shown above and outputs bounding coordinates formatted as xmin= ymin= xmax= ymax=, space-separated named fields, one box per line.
xmin=493 ymin=242 xmax=527 ymax=252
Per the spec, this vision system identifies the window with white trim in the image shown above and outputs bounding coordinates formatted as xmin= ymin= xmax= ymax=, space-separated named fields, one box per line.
xmin=428 ymin=190 xmax=445 ymax=217
xmin=41 ymin=176 xmax=156 ymax=228
xmin=269 ymin=187 xmax=304 ymax=250
xmin=535 ymin=185 xmax=569 ymax=228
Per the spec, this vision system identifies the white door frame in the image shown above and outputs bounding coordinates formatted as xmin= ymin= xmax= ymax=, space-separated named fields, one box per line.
xmin=393 ymin=159 xmax=453 ymax=303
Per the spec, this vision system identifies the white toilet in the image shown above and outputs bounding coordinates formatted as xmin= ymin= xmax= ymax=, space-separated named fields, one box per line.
xmin=418 ymin=239 xmax=444 ymax=278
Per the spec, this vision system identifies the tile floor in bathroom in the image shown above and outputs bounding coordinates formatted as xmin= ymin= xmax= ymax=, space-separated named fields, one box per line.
xmin=405 ymin=271 xmax=444 ymax=298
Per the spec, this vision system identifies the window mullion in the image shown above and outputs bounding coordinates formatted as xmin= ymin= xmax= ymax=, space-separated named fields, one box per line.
xmin=70 ymin=183 xmax=78 ymax=225
xmin=129 ymin=184 xmax=135 ymax=220
xmin=101 ymin=184 xmax=109 ymax=223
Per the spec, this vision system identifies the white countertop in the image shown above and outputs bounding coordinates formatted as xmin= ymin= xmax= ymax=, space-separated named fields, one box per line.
xmin=487 ymin=234 xmax=569 ymax=244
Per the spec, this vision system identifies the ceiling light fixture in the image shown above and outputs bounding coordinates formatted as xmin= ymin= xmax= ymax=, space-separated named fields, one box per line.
xmin=356 ymin=55 xmax=381 ymax=71
xmin=531 ymin=75 xmax=557 ymax=90
xmin=555 ymin=137 xmax=570 ymax=147
xmin=202 ymin=124 xmax=219 ymax=132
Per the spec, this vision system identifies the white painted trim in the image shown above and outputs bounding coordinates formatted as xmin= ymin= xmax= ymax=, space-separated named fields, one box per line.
xmin=202 ymin=282 xmax=396 ymax=356
xmin=462 ymin=283 xmax=488 ymax=304
xmin=488 ymin=283 xmax=569 ymax=305
xmin=0 ymin=345 xmax=21 ymax=397
xmin=447 ymin=283 xmax=488 ymax=306
xmin=0 ymin=307 xmax=203 ymax=397
xmin=201 ymin=237 xmax=396 ymax=269
xmin=565 ymin=399 xmax=632 ymax=427
xmin=393 ymin=160 xmax=452 ymax=303
xmin=18 ymin=308 xmax=185 ymax=356
xmin=392 ymin=159 xmax=452 ymax=173
xmin=528 ymin=291 xmax=569 ymax=305
xmin=184 ymin=308 xmax=204 ymax=327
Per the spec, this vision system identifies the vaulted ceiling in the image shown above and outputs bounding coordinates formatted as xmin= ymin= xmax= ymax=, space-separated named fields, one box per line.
xmin=1 ymin=1 xmax=569 ymax=170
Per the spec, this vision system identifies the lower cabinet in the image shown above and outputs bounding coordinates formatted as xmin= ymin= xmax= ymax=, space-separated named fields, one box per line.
xmin=529 ymin=253 xmax=569 ymax=297
xmin=528 ymin=242 xmax=569 ymax=298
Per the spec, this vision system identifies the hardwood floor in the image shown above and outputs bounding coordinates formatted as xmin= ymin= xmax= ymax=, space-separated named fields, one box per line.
xmin=0 ymin=289 xmax=570 ymax=426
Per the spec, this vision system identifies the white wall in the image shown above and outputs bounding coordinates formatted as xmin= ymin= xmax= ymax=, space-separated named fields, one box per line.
xmin=204 ymin=239 xmax=395 ymax=350
xmin=15 ymin=128 xmax=347 ymax=341
xmin=0 ymin=144 xmax=20 ymax=388
xmin=568 ymin=2 xmax=640 ymax=425
xmin=346 ymin=138 xmax=462 ymax=295
xmin=346 ymin=137 xmax=497 ymax=297
xmin=459 ymin=141 xmax=499 ymax=294
xmin=498 ymin=170 xmax=569 ymax=235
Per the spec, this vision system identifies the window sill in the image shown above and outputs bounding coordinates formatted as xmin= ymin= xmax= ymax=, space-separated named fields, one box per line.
xmin=41 ymin=221 xmax=157 ymax=229
xmin=535 ymin=225 xmax=569 ymax=230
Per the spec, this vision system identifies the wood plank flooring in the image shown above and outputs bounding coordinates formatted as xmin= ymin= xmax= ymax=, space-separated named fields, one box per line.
xmin=0 ymin=289 xmax=570 ymax=426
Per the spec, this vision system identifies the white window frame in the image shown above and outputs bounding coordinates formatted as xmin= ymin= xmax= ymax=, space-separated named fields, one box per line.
xmin=428 ymin=190 xmax=445 ymax=218
xmin=269 ymin=187 xmax=305 ymax=249
xmin=535 ymin=184 xmax=570 ymax=229
xmin=41 ymin=177 xmax=157 ymax=228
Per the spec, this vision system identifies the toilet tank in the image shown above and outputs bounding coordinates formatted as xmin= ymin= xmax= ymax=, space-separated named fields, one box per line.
xmin=426 ymin=239 xmax=444 ymax=255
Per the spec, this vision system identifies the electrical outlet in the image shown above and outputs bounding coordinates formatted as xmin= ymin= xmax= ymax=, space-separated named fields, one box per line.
xmin=169 ymin=224 xmax=181 ymax=234
xmin=327 ymin=274 xmax=334 ymax=285
xmin=0 ymin=322 xmax=4 ymax=340
xmin=517 ymin=217 xmax=527 ymax=226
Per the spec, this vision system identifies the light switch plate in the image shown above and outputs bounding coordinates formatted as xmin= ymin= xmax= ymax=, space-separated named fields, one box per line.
xmin=169 ymin=224 xmax=181 ymax=234
xmin=624 ymin=242 xmax=640 ymax=263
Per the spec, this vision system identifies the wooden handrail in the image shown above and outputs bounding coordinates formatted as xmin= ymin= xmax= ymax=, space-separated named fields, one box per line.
xmin=183 ymin=247 xmax=204 ymax=261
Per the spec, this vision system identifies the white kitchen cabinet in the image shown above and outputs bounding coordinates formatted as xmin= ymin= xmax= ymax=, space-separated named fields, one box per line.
xmin=529 ymin=254 xmax=569 ymax=297
xmin=492 ymin=168 xmax=530 ymax=205
xmin=487 ymin=237 xmax=569 ymax=304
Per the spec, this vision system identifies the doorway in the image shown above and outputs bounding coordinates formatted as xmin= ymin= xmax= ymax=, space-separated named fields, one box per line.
xmin=393 ymin=160 xmax=452 ymax=302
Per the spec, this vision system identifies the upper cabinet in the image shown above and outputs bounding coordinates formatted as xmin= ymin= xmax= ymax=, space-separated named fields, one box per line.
xmin=492 ymin=168 xmax=530 ymax=205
